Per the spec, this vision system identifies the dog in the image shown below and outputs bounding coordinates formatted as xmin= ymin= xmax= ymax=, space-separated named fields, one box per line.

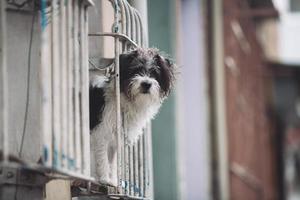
xmin=89 ymin=48 xmax=175 ymax=186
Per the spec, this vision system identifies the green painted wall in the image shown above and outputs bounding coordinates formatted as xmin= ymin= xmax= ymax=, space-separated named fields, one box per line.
xmin=148 ymin=0 xmax=178 ymax=199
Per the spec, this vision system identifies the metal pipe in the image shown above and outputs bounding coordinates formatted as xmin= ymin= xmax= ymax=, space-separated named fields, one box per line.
xmin=110 ymin=0 xmax=123 ymax=193
xmin=212 ymin=0 xmax=230 ymax=199
xmin=89 ymin=32 xmax=137 ymax=48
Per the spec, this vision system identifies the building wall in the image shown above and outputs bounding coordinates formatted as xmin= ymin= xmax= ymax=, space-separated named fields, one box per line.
xmin=223 ymin=0 xmax=279 ymax=199
xmin=148 ymin=0 xmax=179 ymax=199
xmin=4 ymin=6 xmax=41 ymax=163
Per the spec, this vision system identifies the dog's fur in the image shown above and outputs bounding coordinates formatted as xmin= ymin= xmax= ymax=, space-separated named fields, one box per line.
xmin=89 ymin=48 xmax=175 ymax=186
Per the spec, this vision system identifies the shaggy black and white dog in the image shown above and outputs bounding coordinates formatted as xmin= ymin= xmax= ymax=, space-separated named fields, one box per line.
xmin=89 ymin=48 xmax=175 ymax=186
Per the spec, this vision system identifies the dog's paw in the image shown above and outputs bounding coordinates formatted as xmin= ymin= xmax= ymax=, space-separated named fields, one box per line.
xmin=97 ymin=176 xmax=117 ymax=187
xmin=110 ymin=176 xmax=118 ymax=187
xmin=97 ymin=175 xmax=111 ymax=185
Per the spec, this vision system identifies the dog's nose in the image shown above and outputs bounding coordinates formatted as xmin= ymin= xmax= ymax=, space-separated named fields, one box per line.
xmin=141 ymin=82 xmax=152 ymax=93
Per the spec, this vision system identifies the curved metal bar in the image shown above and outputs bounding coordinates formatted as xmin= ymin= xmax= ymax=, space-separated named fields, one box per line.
xmin=118 ymin=0 xmax=127 ymax=52
xmin=89 ymin=32 xmax=138 ymax=48
xmin=118 ymin=0 xmax=127 ymax=35
xmin=124 ymin=0 xmax=136 ymax=44
xmin=123 ymin=2 xmax=131 ymax=41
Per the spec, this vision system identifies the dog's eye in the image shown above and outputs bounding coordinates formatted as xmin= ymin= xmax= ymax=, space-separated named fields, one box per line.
xmin=150 ymin=67 xmax=160 ymax=78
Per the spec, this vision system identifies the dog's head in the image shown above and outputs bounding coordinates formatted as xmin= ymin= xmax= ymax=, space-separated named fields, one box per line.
xmin=119 ymin=48 xmax=175 ymax=103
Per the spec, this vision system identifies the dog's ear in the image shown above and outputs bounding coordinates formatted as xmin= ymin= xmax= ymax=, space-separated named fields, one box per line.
xmin=155 ymin=54 xmax=175 ymax=95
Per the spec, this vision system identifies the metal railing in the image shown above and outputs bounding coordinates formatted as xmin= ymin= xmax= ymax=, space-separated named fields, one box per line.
xmin=89 ymin=0 xmax=152 ymax=199
xmin=0 ymin=0 xmax=93 ymax=180
xmin=1 ymin=0 xmax=152 ymax=199
xmin=40 ymin=0 xmax=93 ymax=178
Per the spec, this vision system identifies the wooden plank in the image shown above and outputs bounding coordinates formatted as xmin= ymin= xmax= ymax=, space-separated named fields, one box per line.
xmin=45 ymin=180 xmax=71 ymax=200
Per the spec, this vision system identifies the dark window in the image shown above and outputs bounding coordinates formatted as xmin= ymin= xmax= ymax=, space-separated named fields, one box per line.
xmin=290 ymin=0 xmax=300 ymax=12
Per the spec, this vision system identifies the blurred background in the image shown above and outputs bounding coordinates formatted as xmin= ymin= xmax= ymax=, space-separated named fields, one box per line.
xmin=146 ymin=0 xmax=300 ymax=199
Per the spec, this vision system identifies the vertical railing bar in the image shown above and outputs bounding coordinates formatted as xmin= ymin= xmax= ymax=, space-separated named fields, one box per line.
xmin=133 ymin=11 xmax=140 ymax=46
xmin=78 ymin=0 xmax=84 ymax=174
xmin=134 ymin=143 xmax=140 ymax=196
xmin=134 ymin=9 xmax=145 ymax=48
xmin=60 ymin=0 xmax=68 ymax=170
xmin=133 ymin=145 xmax=136 ymax=196
xmin=128 ymin=3 xmax=136 ymax=43
xmin=129 ymin=145 xmax=134 ymax=195
xmin=110 ymin=0 xmax=123 ymax=193
xmin=142 ymin=133 xmax=147 ymax=197
xmin=119 ymin=0 xmax=130 ymax=194
xmin=67 ymin=0 xmax=75 ymax=170
xmin=0 ymin=0 xmax=8 ymax=162
xmin=133 ymin=9 xmax=140 ymax=194
xmin=119 ymin=0 xmax=128 ymax=194
xmin=138 ymin=136 xmax=144 ymax=196
xmin=134 ymin=10 xmax=143 ymax=197
xmin=124 ymin=130 xmax=129 ymax=194
xmin=123 ymin=1 xmax=131 ymax=50
xmin=125 ymin=2 xmax=136 ymax=195
xmin=145 ymin=124 xmax=153 ymax=198
xmin=119 ymin=0 xmax=127 ymax=53
xmin=41 ymin=0 xmax=53 ymax=167
xmin=73 ymin=0 xmax=82 ymax=173
xmin=82 ymin=4 xmax=91 ymax=176
xmin=52 ymin=0 xmax=61 ymax=169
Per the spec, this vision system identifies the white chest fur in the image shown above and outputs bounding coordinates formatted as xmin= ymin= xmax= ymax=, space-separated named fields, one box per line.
xmin=90 ymin=84 xmax=161 ymax=185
